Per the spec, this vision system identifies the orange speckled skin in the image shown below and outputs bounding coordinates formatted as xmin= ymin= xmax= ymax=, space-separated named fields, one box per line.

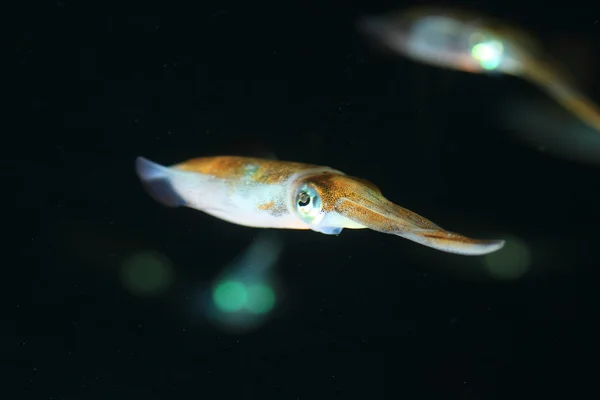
xmin=307 ymin=173 xmax=501 ymax=251
xmin=257 ymin=201 xmax=275 ymax=211
xmin=306 ymin=173 xmax=439 ymax=230
xmin=175 ymin=156 xmax=325 ymax=185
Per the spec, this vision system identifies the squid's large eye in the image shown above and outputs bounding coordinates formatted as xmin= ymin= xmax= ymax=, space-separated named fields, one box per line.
xmin=295 ymin=185 xmax=323 ymax=224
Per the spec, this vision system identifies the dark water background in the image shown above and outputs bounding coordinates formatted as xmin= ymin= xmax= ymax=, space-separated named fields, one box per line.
xmin=10 ymin=0 xmax=598 ymax=398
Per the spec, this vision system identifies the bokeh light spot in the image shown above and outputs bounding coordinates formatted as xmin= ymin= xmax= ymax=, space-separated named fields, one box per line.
xmin=213 ymin=280 xmax=247 ymax=312
xmin=245 ymin=283 xmax=276 ymax=314
xmin=121 ymin=250 xmax=174 ymax=297
xmin=483 ymin=235 xmax=531 ymax=280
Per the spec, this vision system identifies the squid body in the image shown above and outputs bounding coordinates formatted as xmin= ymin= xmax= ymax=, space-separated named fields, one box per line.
xmin=135 ymin=156 xmax=504 ymax=256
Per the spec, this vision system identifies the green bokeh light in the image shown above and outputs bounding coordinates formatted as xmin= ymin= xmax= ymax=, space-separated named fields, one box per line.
xmin=213 ymin=280 xmax=248 ymax=312
xmin=246 ymin=283 xmax=276 ymax=314
xmin=212 ymin=280 xmax=276 ymax=314
xmin=483 ymin=235 xmax=531 ymax=280
xmin=121 ymin=251 xmax=174 ymax=297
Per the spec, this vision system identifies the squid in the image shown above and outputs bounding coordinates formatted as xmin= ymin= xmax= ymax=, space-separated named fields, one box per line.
xmin=359 ymin=6 xmax=600 ymax=134
xmin=135 ymin=156 xmax=504 ymax=256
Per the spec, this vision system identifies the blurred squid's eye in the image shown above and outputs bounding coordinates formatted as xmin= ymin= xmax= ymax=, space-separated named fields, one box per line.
xmin=471 ymin=38 xmax=504 ymax=70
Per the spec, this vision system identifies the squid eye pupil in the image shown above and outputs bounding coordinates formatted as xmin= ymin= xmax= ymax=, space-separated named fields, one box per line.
xmin=298 ymin=192 xmax=311 ymax=207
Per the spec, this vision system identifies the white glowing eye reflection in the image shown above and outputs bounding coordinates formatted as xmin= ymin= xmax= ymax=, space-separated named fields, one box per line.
xmin=471 ymin=38 xmax=504 ymax=70
xmin=295 ymin=185 xmax=323 ymax=224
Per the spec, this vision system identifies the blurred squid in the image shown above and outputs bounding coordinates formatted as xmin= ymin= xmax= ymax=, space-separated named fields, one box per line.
xmin=359 ymin=6 xmax=600 ymax=134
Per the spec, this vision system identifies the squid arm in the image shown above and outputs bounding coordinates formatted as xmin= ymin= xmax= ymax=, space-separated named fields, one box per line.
xmin=135 ymin=156 xmax=504 ymax=256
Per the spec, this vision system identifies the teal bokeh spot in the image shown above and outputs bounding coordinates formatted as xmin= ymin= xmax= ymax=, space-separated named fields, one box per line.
xmin=213 ymin=280 xmax=247 ymax=312
xmin=245 ymin=283 xmax=276 ymax=314
xmin=120 ymin=251 xmax=174 ymax=297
